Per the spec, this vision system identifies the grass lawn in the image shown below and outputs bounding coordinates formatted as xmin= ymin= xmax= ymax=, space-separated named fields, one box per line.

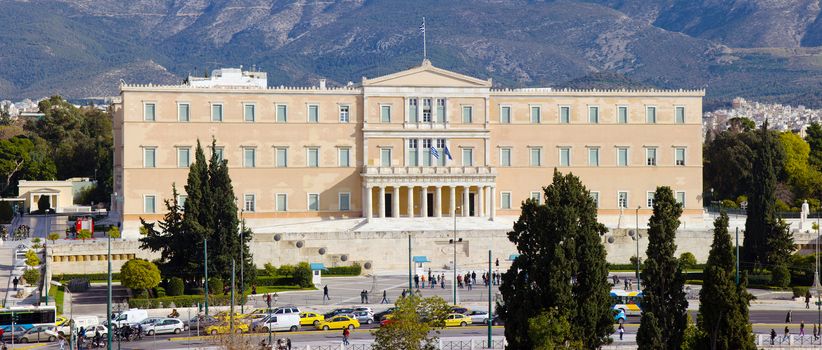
xmin=245 ymin=285 xmax=313 ymax=294
xmin=48 ymin=285 xmax=65 ymax=315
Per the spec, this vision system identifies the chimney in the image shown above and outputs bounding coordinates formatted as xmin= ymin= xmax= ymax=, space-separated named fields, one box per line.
xmin=319 ymin=79 xmax=327 ymax=90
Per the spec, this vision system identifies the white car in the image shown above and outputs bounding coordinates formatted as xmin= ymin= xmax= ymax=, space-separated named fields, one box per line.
xmin=144 ymin=318 xmax=185 ymax=335
xmin=353 ymin=306 xmax=373 ymax=314
xmin=466 ymin=310 xmax=490 ymax=324
xmin=82 ymin=325 xmax=108 ymax=338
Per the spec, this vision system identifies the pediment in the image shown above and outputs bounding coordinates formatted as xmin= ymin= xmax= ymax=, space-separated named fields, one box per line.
xmin=363 ymin=60 xmax=491 ymax=88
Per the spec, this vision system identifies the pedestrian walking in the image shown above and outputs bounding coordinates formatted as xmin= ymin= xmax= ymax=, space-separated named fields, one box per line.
xmin=800 ymin=321 xmax=805 ymax=336
xmin=323 ymin=285 xmax=331 ymax=302
xmin=806 ymin=292 xmax=812 ymax=309
xmin=784 ymin=326 xmax=790 ymax=342
xmin=457 ymin=275 xmax=463 ymax=288
xmin=471 ymin=271 xmax=477 ymax=285
xmin=360 ymin=290 xmax=365 ymax=303
xmin=770 ymin=329 xmax=777 ymax=345
xmin=431 ymin=275 xmax=436 ymax=288
xmin=364 ymin=290 xmax=369 ymax=303
xmin=618 ymin=324 xmax=624 ymax=341
xmin=441 ymin=276 xmax=445 ymax=289
xmin=381 ymin=290 xmax=388 ymax=304
xmin=266 ymin=293 xmax=272 ymax=308
xmin=414 ymin=274 xmax=420 ymax=289
xmin=252 ymin=284 xmax=257 ymax=295
xmin=401 ymin=289 xmax=407 ymax=298
xmin=623 ymin=278 xmax=628 ymax=290
xmin=342 ymin=328 xmax=350 ymax=346
xmin=814 ymin=323 xmax=819 ymax=340
xmin=467 ymin=278 xmax=472 ymax=291
xmin=12 ymin=277 xmax=18 ymax=291
xmin=786 ymin=310 xmax=792 ymax=323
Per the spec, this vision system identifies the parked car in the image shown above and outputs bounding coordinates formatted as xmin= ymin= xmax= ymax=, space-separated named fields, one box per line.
xmin=144 ymin=318 xmax=185 ymax=335
xmin=444 ymin=314 xmax=471 ymax=327
xmin=316 ymin=316 xmax=359 ymax=331
xmin=379 ymin=318 xmax=396 ymax=327
xmin=55 ymin=316 xmax=68 ymax=327
xmin=352 ymin=311 xmax=374 ymax=325
xmin=57 ymin=315 xmax=99 ymax=336
xmin=353 ymin=306 xmax=373 ymax=314
xmin=374 ymin=307 xmax=396 ymax=321
xmin=111 ymin=309 xmax=148 ymax=327
xmin=186 ymin=315 xmax=219 ymax=329
xmin=466 ymin=310 xmax=490 ymax=324
xmin=17 ymin=325 xmax=58 ymax=343
xmin=205 ymin=322 xmax=249 ymax=335
xmin=324 ymin=308 xmax=354 ymax=319
xmin=490 ymin=315 xmax=505 ymax=326
xmin=614 ymin=309 xmax=627 ymax=323
xmin=450 ymin=306 xmax=468 ymax=315
xmin=272 ymin=306 xmax=300 ymax=315
xmin=252 ymin=314 xmax=300 ymax=333
xmin=299 ymin=312 xmax=324 ymax=327
xmin=82 ymin=325 xmax=108 ymax=338
xmin=2 ymin=325 xmax=28 ymax=342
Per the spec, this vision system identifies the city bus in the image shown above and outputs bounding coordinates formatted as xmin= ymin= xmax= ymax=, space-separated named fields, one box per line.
xmin=0 ymin=306 xmax=57 ymax=331
xmin=610 ymin=289 xmax=643 ymax=318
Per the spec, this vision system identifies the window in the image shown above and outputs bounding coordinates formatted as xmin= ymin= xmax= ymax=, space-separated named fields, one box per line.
xmin=617 ymin=106 xmax=628 ymax=124
xmin=143 ymin=148 xmax=156 ymax=168
xmin=307 ymin=148 xmax=319 ymax=167
xmin=675 ymin=148 xmax=686 ymax=166
xmin=530 ymin=148 xmax=542 ymax=166
xmin=338 ymin=148 xmax=351 ymax=167
xmin=244 ymin=104 xmax=256 ymax=122
xmin=276 ymin=104 xmax=287 ymax=122
xmin=177 ymin=147 xmax=191 ymax=168
xmin=422 ymin=139 xmax=432 ymax=166
xmin=500 ymin=106 xmax=511 ymax=124
xmin=559 ymin=148 xmax=570 ymax=167
xmin=275 ymin=147 xmax=288 ymax=168
xmin=178 ymin=103 xmax=190 ymax=122
xmin=408 ymin=140 xmax=419 ymax=166
xmin=676 ymin=191 xmax=686 ymax=206
xmin=276 ymin=194 xmax=288 ymax=212
xmin=617 ymin=147 xmax=628 ymax=167
xmin=588 ymin=106 xmax=599 ymax=124
xmin=177 ymin=195 xmax=187 ymax=210
xmin=422 ymin=99 xmax=432 ymax=122
xmin=559 ymin=106 xmax=570 ymax=124
xmin=675 ymin=106 xmax=685 ymax=124
xmin=308 ymin=193 xmax=319 ymax=211
xmin=213 ymin=147 xmax=224 ymax=162
xmin=436 ymin=139 xmax=446 ymax=166
xmin=339 ymin=193 xmax=351 ymax=211
xmin=530 ymin=191 xmax=541 ymax=204
xmin=590 ymin=192 xmax=599 ymax=208
xmin=144 ymin=103 xmax=156 ymax=121
xmin=646 ymin=106 xmax=656 ymax=124
xmin=381 ymin=105 xmax=391 ymax=123
xmin=308 ymin=104 xmax=319 ymax=123
xmin=339 ymin=105 xmax=350 ymax=123
xmin=647 ymin=192 xmax=655 ymax=208
xmin=618 ymin=192 xmax=628 ymax=209
xmin=144 ymin=195 xmax=156 ymax=213
xmin=243 ymin=148 xmax=256 ymax=168
xmin=211 ymin=104 xmax=223 ymax=122
xmin=462 ymin=106 xmax=473 ymax=123
xmin=588 ymin=148 xmax=599 ymax=166
xmin=500 ymin=148 xmax=511 ymax=167
xmin=646 ymin=148 xmax=657 ymax=166
xmin=244 ymin=194 xmax=256 ymax=212
xmin=530 ymin=106 xmax=541 ymax=124
xmin=436 ymin=99 xmax=446 ymax=123
xmin=462 ymin=148 xmax=473 ymax=166
xmin=380 ymin=148 xmax=392 ymax=167
xmin=409 ymin=98 xmax=418 ymax=123
xmin=501 ymin=192 xmax=512 ymax=209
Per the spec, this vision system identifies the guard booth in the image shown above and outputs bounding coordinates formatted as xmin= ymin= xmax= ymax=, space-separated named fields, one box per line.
xmin=310 ymin=263 xmax=326 ymax=286
xmin=413 ymin=256 xmax=430 ymax=277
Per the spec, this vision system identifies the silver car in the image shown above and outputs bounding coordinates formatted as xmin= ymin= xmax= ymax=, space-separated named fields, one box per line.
xmin=352 ymin=310 xmax=374 ymax=325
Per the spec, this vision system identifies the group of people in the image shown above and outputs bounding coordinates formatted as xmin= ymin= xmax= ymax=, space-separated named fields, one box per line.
xmin=611 ymin=275 xmax=637 ymax=291
xmin=769 ymin=311 xmax=821 ymax=345
xmin=413 ymin=272 xmax=446 ymax=289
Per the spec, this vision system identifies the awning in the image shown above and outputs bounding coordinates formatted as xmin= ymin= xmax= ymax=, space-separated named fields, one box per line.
xmin=309 ymin=263 xmax=326 ymax=271
xmin=507 ymin=254 xmax=520 ymax=261
xmin=412 ymin=256 xmax=431 ymax=263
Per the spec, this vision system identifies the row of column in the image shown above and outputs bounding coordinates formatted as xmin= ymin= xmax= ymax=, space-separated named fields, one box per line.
xmin=363 ymin=185 xmax=496 ymax=220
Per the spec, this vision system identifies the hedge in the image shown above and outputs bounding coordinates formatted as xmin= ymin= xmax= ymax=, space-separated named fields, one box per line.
xmin=255 ymin=276 xmax=294 ymax=286
xmin=608 ymin=264 xmax=706 ymax=271
xmin=325 ymin=263 xmax=362 ymax=276
xmin=127 ymin=294 xmax=242 ymax=309
xmin=53 ymin=273 xmax=121 ymax=282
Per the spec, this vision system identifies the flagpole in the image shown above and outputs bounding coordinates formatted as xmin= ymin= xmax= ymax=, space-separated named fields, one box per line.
xmin=423 ymin=17 xmax=427 ymax=60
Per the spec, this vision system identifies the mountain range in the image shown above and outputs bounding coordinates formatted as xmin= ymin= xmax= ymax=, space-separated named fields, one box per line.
xmin=4 ymin=0 xmax=822 ymax=108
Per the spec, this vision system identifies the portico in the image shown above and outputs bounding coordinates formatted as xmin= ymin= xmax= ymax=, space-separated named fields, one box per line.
xmin=362 ymin=166 xmax=497 ymax=221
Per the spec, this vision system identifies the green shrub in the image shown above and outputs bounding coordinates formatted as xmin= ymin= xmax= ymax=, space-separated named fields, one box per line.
xmin=793 ymin=286 xmax=810 ymax=299
xmin=326 ymin=263 xmax=362 ymax=276
xmin=293 ymin=262 xmax=313 ymax=288
xmin=53 ymin=273 xmax=121 ymax=282
xmin=679 ymin=252 xmax=697 ymax=270
xmin=121 ymin=259 xmax=161 ymax=293
xmin=208 ymin=278 xmax=223 ymax=294
xmin=155 ymin=286 xmax=166 ymax=298
xmin=771 ymin=265 xmax=791 ymax=288
xmin=23 ymin=269 xmax=40 ymax=285
xmin=127 ymin=294 xmax=234 ymax=309
xmin=25 ymin=250 xmax=40 ymax=267
xmin=721 ymin=199 xmax=738 ymax=209
xmin=0 ymin=201 xmax=13 ymax=224
xmin=168 ymin=277 xmax=184 ymax=296
xmin=255 ymin=276 xmax=294 ymax=286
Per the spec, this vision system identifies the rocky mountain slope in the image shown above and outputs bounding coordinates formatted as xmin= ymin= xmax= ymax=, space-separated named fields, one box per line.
xmin=3 ymin=0 xmax=822 ymax=107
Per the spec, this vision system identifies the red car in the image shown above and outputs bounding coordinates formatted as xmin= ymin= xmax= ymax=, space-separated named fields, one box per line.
xmin=379 ymin=318 xmax=396 ymax=327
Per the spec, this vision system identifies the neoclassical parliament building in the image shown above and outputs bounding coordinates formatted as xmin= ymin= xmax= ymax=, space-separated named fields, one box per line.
xmin=112 ymin=60 xmax=704 ymax=239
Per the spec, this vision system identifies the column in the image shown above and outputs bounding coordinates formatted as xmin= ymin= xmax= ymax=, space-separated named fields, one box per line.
xmin=378 ymin=186 xmax=386 ymax=218
xmin=449 ymin=186 xmax=456 ymax=217
xmin=421 ymin=187 xmax=429 ymax=218
xmin=364 ymin=186 xmax=373 ymax=220
xmin=462 ymin=186 xmax=469 ymax=217
xmin=477 ymin=186 xmax=485 ymax=217
xmin=489 ymin=186 xmax=496 ymax=221
xmin=392 ymin=186 xmax=401 ymax=218
xmin=434 ymin=186 xmax=442 ymax=217
xmin=407 ymin=186 xmax=414 ymax=218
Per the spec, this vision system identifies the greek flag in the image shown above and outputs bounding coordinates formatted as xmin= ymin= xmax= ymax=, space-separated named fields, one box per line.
xmin=430 ymin=146 xmax=439 ymax=159
xmin=419 ymin=18 xmax=425 ymax=34
xmin=443 ymin=146 xmax=453 ymax=160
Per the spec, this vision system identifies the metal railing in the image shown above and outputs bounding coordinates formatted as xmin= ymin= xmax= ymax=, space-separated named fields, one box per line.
xmin=297 ymin=338 xmax=507 ymax=350
xmin=757 ymin=334 xmax=822 ymax=346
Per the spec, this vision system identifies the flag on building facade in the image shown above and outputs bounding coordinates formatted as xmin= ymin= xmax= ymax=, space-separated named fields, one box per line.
xmin=444 ymin=146 xmax=453 ymax=161
xmin=430 ymin=146 xmax=439 ymax=159
xmin=419 ymin=18 xmax=426 ymax=34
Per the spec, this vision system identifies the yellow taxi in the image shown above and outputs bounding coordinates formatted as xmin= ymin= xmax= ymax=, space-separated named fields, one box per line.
xmin=214 ymin=311 xmax=246 ymax=321
xmin=316 ymin=315 xmax=360 ymax=331
xmin=444 ymin=313 xmax=471 ymax=327
xmin=205 ymin=322 xmax=250 ymax=335
xmin=56 ymin=316 xmax=68 ymax=327
xmin=300 ymin=312 xmax=325 ymax=327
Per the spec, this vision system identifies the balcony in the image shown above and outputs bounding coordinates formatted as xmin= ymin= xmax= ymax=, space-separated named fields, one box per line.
xmin=363 ymin=166 xmax=496 ymax=176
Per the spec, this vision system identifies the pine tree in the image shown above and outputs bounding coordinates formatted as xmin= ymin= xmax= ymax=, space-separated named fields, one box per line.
xmin=500 ymin=171 xmax=612 ymax=349
xmin=767 ymin=219 xmax=794 ymax=287
xmin=637 ymin=186 xmax=687 ymax=350
xmin=697 ymin=211 xmax=756 ymax=350
xmin=139 ymin=184 xmax=200 ymax=283
xmin=743 ymin=121 xmax=777 ymax=269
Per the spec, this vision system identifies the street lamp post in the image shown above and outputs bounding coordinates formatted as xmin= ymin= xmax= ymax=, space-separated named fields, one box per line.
xmin=107 ymin=226 xmax=112 ymax=350
xmin=635 ymin=206 xmax=641 ymax=290
xmin=203 ymin=238 xmax=209 ymax=317
xmin=240 ymin=209 xmax=244 ymax=314
xmin=816 ymin=209 xmax=821 ymax=332
xmin=487 ymin=250 xmax=492 ymax=346
xmin=450 ymin=209 xmax=463 ymax=305
xmin=408 ymin=234 xmax=413 ymax=292
xmin=51 ymin=281 xmax=73 ymax=350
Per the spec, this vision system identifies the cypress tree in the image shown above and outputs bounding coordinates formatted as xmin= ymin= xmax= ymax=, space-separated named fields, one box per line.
xmin=183 ymin=140 xmax=210 ymax=285
xmin=637 ymin=186 xmax=687 ymax=350
xmin=743 ymin=121 xmax=777 ymax=269
xmin=767 ymin=219 xmax=794 ymax=287
xmin=697 ymin=211 xmax=756 ymax=350
xmin=500 ymin=171 xmax=612 ymax=349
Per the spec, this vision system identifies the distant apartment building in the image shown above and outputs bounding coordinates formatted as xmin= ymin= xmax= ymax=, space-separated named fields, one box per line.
xmin=112 ymin=61 xmax=704 ymax=236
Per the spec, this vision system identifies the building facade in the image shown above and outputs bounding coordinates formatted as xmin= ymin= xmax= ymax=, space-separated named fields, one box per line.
xmin=113 ymin=61 xmax=704 ymax=237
